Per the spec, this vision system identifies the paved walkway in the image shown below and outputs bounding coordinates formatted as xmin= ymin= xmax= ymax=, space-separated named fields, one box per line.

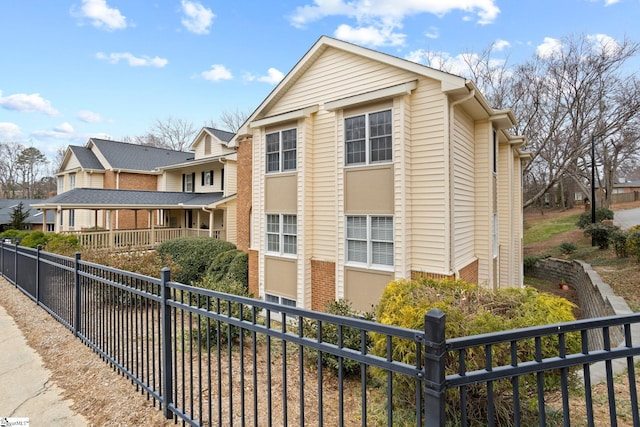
xmin=0 ymin=304 xmax=88 ymax=427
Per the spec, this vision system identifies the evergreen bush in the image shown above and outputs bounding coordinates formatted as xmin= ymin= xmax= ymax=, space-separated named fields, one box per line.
xmin=206 ymin=249 xmax=248 ymax=287
xmin=584 ymin=223 xmax=618 ymax=249
xmin=576 ymin=207 xmax=614 ymax=229
xmin=156 ymin=237 xmax=236 ymax=285
xmin=302 ymin=299 xmax=375 ymax=376
xmin=371 ymin=277 xmax=580 ymax=426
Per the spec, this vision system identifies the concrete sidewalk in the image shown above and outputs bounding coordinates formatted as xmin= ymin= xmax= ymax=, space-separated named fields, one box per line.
xmin=0 ymin=304 xmax=88 ymax=427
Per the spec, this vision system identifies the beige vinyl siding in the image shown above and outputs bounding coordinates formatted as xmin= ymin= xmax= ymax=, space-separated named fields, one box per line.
xmin=497 ymin=140 xmax=512 ymax=288
xmin=88 ymin=173 xmax=104 ymax=188
xmin=452 ymin=109 xmax=476 ymax=269
xmin=302 ymin=114 xmax=314 ymax=308
xmin=225 ymin=202 xmax=237 ymax=245
xmin=164 ymin=172 xmax=185 ymax=192
xmin=66 ymin=155 xmax=81 ymax=170
xmin=309 ymin=109 xmax=338 ymax=260
xmin=513 ymin=152 xmax=524 ymax=286
xmin=224 ymin=162 xmax=237 ymax=196
xmin=268 ymin=47 xmax=416 ymax=117
xmin=474 ymin=121 xmax=492 ymax=286
xmin=397 ymin=94 xmax=412 ymax=278
xmin=407 ymin=77 xmax=449 ymax=273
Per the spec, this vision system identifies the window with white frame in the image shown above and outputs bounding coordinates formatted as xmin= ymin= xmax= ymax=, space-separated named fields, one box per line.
xmin=69 ymin=209 xmax=75 ymax=228
xmin=265 ymin=293 xmax=297 ymax=307
xmin=57 ymin=176 xmax=64 ymax=194
xmin=266 ymin=214 xmax=297 ymax=255
xmin=266 ymin=129 xmax=297 ymax=173
xmin=69 ymin=173 xmax=76 ymax=190
xmin=345 ymin=109 xmax=392 ymax=166
xmin=346 ymin=215 xmax=394 ymax=267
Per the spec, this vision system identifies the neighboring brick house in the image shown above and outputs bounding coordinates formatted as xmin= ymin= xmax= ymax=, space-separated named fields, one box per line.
xmin=33 ymin=129 xmax=239 ymax=244
xmin=230 ymin=36 xmax=530 ymax=312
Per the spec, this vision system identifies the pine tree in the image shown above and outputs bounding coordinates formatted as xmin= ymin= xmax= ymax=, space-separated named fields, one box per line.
xmin=10 ymin=202 xmax=30 ymax=230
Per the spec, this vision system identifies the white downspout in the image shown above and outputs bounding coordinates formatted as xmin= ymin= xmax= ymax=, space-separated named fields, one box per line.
xmin=448 ymin=89 xmax=475 ymax=276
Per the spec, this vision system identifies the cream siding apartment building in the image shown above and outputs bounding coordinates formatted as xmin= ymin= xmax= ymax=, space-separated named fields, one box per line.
xmin=233 ymin=36 xmax=528 ymax=312
xmin=36 ymin=129 xmax=239 ymax=244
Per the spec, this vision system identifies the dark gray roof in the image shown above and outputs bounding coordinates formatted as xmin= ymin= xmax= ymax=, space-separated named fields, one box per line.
xmin=32 ymin=188 xmax=226 ymax=208
xmin=69 ymin=146 xmax=104 ymax=170
xmin=90 ymin=139 xmax=194 ymax=171
xmin=204 ymin=128 xmax=235 ymax=143
xmin=0 ymin=199 xmax=55 ymax=224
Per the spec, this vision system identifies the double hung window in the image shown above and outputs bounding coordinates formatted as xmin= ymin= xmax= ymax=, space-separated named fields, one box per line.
xmin=345 ymin=109 xmax=392 ymax=166
xmin=266 ymin=129 xmax=297 ymax=173
xmin=346 ymin=215 xmax=393 ymax=267
xmin=266 ymin=214 xmax=297 ymax=255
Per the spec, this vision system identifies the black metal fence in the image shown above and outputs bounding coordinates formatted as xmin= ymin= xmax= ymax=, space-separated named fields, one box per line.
xmin=2 ymin=241 xmax=640 ymax=426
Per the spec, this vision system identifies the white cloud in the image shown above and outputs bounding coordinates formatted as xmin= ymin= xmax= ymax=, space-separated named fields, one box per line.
xmin=245 ymin=68 xmax=285 ymax=85
xmin=96 ymin=52 xmax=168 ymax=67
xmin=31 ymin=122 xmax=77 ymax=140
xmin=494 ymin=39 xmax=511 ymax=51
xmin=201 ymin=64 xmax=233 ymax=81
xmin=74 ymin=0 xmax=127 ymax=31
xmin=0 ymin=122 xmax=23 ymax=140
xmin=604 ymin=0 xmax=620 ymax=5
xmin=77 ymin=110 xmax=104 ymax=123
xmin=536 ymin=37 xmax=563 ymax=59
xmin=587 ymin=33 xmax=620 ymax=56
xmin=334 ymin=24 xmax=406 ymax=47
xmin=181 ymin=0 xmax=215 ymax=35
xmin=289 ymin=0 xmax=501 ymax=39
xmin=425 ymin=26 xmax=439 ymax=39
xmin=0 ymin=91 xmax=60 ymax=116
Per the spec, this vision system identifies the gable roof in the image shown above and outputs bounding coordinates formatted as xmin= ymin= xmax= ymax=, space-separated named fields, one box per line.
xmin=231 ymin=35 xmax=518 ymax=146
xmin=204 ymin=127 xmax=234 ymax=142
xmin=68 ymin=145 xmax=104 ymax=171
xmin=31 ymin=188 xmax=227 ymax=209
xmin=89 ymin=138 xmax=194 ymax=171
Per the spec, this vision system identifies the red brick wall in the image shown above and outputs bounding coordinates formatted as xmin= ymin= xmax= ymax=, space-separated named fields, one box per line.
xmin=459 ymin=259 xmax=479 ymax=284
xmin=103 ymin=171 xmax=157 ymax=229
xmin=311 ymin=260 xmax=336 ymax=312
xmin=248 ymin=249 xmax=259 ymax=298
xmin=236 ymin=138 xmax=253 ymax=252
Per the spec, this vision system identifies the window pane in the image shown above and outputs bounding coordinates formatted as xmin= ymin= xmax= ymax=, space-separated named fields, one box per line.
xmin=282 ymin=129 xmax=297 ymax=150
xmin=345 ymin=116 xmax=366 ymax=165
xmin=267 ymin=215 xmax=280 ymax=232
xmin=282 ymin=150 xmax=296 ymax=171
xmin=282 ymin=215 xmax=297 ymax=234
xmin=283 ymin=235 xmax=297 ymax=254
xmin=267 ymin=234 xmax=280 ymax=252
xmin=371 ymin=216 xmax=393 ymax=241
xmin=372 ymin=241 xmax=393 ymax=265
xmin=266 ymin=133 xmax=280 ymax=172
xmin=266 ymin=133 xmax=280 ymax=152
xmin=282 ymin=297 xmax=297 ymax=307
xmin=265 ymin=294 xmax=279 ymax=303
xmin=369 ymin=110 xmax=392 ymax=137
xmin=347 ymin=240 xmax=367 ymax=263
xmin=370 ymin=135 xmax=392 ymax=163
xmin=347 ymin=216 xmax=367 ymax=239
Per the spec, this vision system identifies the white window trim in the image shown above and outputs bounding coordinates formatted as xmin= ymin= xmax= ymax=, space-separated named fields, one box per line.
xmin=266 ymin=128 xmax=297 ymax=174
xmin=265 ymin=293 xmax=297 ymax=307
xmin=344 ymin=108 xmax=393 ymax=167
xmin=345 ymin=215 xmax=394 ymax=271
xmin=265 ymin=213 xmax=297 ymax=257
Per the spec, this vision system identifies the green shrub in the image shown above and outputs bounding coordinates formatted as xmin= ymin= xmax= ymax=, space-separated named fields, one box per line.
xmin=523 ymin=255 xmax=543 ymax=275
xmin=156 ymin=237 xmax=236 ymax=285
xmin=0 ymin=229 xmax=30 ymax=243
xmin=42 ymin=233 xmax=79 ymax=255
xmin=576 ymin=207 xmax=614 ymax=229
xmin=302 ymin=299 xmax=375 ymax=376
xmin=611 ymin=229 xmax=629 ymax=258
xmin=206 ymin=249 xmax=248 ymax=287
xmin=19 ymin=230 xmax=48 ymax=248
xmin=558 ymin=241 xmax=578 ymax=254
xmin=371 ymin=278 xmax=580 ymax=426
xmin=190 ymin=276 xmax=253 ymax=346
xmin=626 ymin=228 xmax=640 ymax=262
xmin=584 ymin=223 xmax=618 ymax=249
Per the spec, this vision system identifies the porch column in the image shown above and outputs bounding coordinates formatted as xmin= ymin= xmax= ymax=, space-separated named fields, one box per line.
xmin=149 ymin=210 xmax=155 ymax=247
xmin=209 ymin=209 xmax=214 ymax=238
xmin=42 ymin=209 xmax=48 ymax=233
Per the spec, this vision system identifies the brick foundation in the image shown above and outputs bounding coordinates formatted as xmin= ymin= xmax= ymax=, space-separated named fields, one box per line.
xmin=458 ymin=259 xmax=479 ymax=284
xmin=311 ymin=260 xmax=336 ymax=312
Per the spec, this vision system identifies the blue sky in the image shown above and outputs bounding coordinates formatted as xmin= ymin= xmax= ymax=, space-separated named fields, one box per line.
xmin=1 ymin=0 xmax=639 ymax=160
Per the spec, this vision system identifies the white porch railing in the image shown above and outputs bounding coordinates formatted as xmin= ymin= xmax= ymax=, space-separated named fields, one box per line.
xmin=62 ymin=228 xmax=225 ymax=250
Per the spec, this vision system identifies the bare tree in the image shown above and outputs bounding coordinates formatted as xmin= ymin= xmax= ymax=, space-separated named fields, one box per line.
xmin=218 ymin=108 xmax=251 ymax=133
xmin=0 ymin=142 xmax=25 ymax=198
xmin=149 ymin=117 xmax=198 ymax=151
xmin=438 ymin=34 xmax=640 ymax=208
xmin=16 ymin=146 xmax=49 ymax=198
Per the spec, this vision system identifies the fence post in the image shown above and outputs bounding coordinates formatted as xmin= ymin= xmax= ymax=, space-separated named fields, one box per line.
xmin=1 ymin=240 xmax=4 ymax=277
xmin=74 ymin=252 xmax=81 ymax=337
xmin=36 ymin=245 xmax=42 ymax=304
xmin=423 ymin=308 xmax=447 ymax=427
xmin=161 ymin=267 xmax=174 ymax=419
xmin=13 ymin=240 xmax=18 ymax=287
